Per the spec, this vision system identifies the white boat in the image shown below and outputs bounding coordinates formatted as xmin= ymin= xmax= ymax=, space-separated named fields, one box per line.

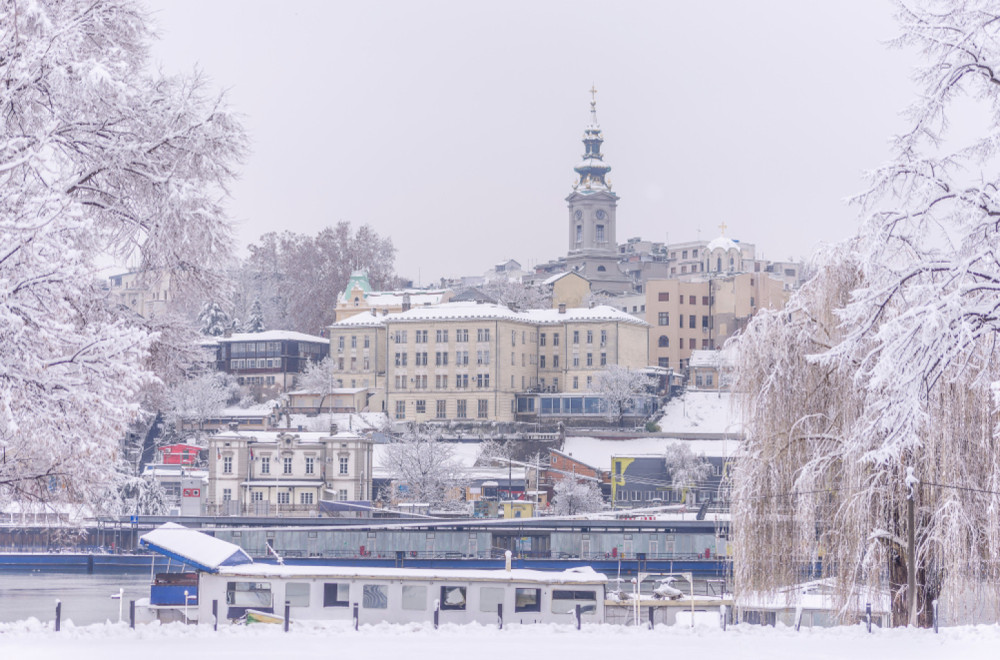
xmin=139 ymin=523 xmax=607 ymax=627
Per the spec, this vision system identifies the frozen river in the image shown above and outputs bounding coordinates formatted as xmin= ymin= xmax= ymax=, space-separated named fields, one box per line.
xmin=0 ymin=572 xmax=153 ymax=625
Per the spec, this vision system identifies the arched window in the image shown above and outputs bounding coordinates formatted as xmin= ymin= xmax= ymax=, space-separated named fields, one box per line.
xmin=717 ymin=257 xmax=722 ymax=272
xmin=658 ymin=335 xmax=669 ymax=347
xmin=597 ymin=265 xmax=606 ymax=272
xmin=353 ymin=296 xmax=360 ymax=306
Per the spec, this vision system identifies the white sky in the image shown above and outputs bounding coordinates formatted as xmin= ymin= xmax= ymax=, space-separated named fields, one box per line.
xmin=146 ymin=1 xmax=918 ymax=285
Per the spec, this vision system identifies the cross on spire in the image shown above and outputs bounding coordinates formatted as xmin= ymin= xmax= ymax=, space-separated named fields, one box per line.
xmin=718 ymin=221 xmax=728 ymax=236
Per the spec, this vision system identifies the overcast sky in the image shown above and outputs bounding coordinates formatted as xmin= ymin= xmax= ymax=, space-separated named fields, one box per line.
xmin=146 ymin=1 xmax=918 ymax=285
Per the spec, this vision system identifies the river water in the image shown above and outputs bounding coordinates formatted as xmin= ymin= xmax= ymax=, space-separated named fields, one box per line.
xmin=0 ymin=572 xmax=153 ymax=626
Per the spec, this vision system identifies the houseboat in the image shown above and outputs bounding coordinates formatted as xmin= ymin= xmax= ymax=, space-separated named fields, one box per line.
xmin=139 ymin=523 xmax=608 ymax=626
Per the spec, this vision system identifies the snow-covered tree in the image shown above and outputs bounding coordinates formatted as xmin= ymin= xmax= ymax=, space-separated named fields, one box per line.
xmin=482 ymin=278 xmax=550 ymax=311
xmin=242 ymin=223 xmax=398 ymax=334
xmin=244 ymin=300 xmax=265 ymax=333
xmin=0 ymin=1 xmax=245 ymax=509
xmin=551 ymin=475 xmax=604 ymax=516
xmin=99 ymin=464 xmax=169 ymax=517
xmin=594 ymin=366 xmax=656 ymax=428
xmin=732 ymin=1 xmax=1000 ymax=627
xmin=198 ymin=301 xmax=231 ymax=337
xmin=164 ymin=371 xmax=239 ymax=438
xmin=379 ymin=425 xmax=466 ymax=508
xmin=296 ymin=356 xmax=341 ymax=413
xmin=663 ymin=444 xmax=713 ymax=504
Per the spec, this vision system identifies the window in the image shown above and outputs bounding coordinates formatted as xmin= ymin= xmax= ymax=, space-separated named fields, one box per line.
xmin=363 ymin=585 xmax=388 ymax=609
xmin=586 ymin=353 xmax=593 ymax=367
xmin=364 ymin=336 xmax=370 ymax=348
xmin=395 ymin=400 xmax=405 ymax=419
xmin=350 ymin=336 xmax=357 ymax=348
xmin=575 ymin=224 xmax=582 ymax=244
xmin=251 ymin=490 xmax=263 ymax=503
xmin=553 ymin=355 xmax=559 ymax=367
xmin=436 ymin=400 xmax=446 ymax=418
xmin=415 ymin=330 xmax=428 ymax=343
xmin=679 ymin=315 xmax=684 ymax=328
xmin=277 ymin=491 xmax=290 ymax=505
xmin=689 ymin=315 xmax=696 ymax=328
xmin=394 ymin=352 xmax=408 ymax=367
xmin=477 ymin=328 xmax=491 ymax=342
xmin=689 ymin=296 xmax=696 ymax=305
xmin=338 ymin=489 xmax=348 ymax=501
xmin=440 ymin=586 xmax=467 ymax=611
xmin=702 ymin=296 xmax=709 ymax=305
xmin=596 ymin=224 xmax=605 ymax=243
xmin=339 ymin=457 xmax=349 ymax=475
xmin=573 ymin=355 xmax=579 ymax=367
xmin=435 ymin=351 xmax=448 ymax=366
xmin=553 ymin=333 xmax=560 ymax=346
xmin=540 ymin=355 xmax=546 ymax=368
xmin=600 ymin=330 xmax=607 ymax=345
xmin=260 ymin=456 xmax=270 ymax=474
xmin=402 ymin=585 xmax=427 ymax=611
xmin=283 ymin=457 xmax=293 ymax=474
xmin=436 ymin=329 xmax=448 ymax=343
xmin=515 ymin=588 xmax=541 ymax=612
xmin=658 ymin=292 xmax=669 ymax=302
xmin=305 ymin=457 xmax=314 ymax=475
xmin=479 ymin=587 xmax=504 ymax=613
xmin=416 ymin=399 xmax=426 ymax=413
xmin=415 ymin=352 xmax=428 ymax=366
xmin=323 ymin=583 xmax=349 ymax=607
xmin=658 ymin=335 xmax=669 ymax=348
xmin=551 ymin=590 xmax=597 ymax=615
xmin=223 ymin=456 xmax=232 ymax=474
xmin=573 ymin=331 xmax=579 ymax=344
xmin=658 ymin=357 xmax=669 ymax=368
xmin=478 ymin=399 xmax=488 ymax=419
xmin=222 ymin=488 xmax=232 ymax=502
xmin=227 ymin=582 xmax=272 ymax=608
xmin=658 ymin=312 xmax=669 ymax=326
xmin=456 ymin=350 xmax=469 ymax=365
xmin=477 ymin=350 xmax=490 ymax=365
xmin=394 ymin=330 xmax=408 ymax=343
xmin=476 ymin=373 xmax=490 ymax=388
xmin=456 ymin=329 xmax=469 ymax=342
xmin=300 ymin=492 xmax=313 ymax=505
xmin=586 ymin=330 xmax=593 ymax=344
xmin=573 ymin=376 xmax=579 ymax=389
xmin=455 ymin=374 xmax=468 ymax=389
xmin=338 ymin=337 xmax=345 ymax=351
xmin=540 ymin=333 xmax=547 ymax=346
xmin=702 ymin=316 xmax=709 ymax=329
xmin=285 ymin=583 xmax=310 ymax=607
xmin=600 ymin=353 xmax=607 ymax=366
xmin=457 ymin=400 xmax=467 ymax=419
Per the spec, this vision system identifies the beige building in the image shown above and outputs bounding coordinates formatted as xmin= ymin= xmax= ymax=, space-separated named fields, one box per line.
xmin=544 ymin=272 xmax=591 ymax=310
xmin=645 ymin=272 xmax=787 ymax=370
xmin=206 ymin=428 xmax=374 ymax=517
xmin=328 ymin=301 xmax=650 ymax=423
xmin=107 ymin=270 xmax=173 ymax=318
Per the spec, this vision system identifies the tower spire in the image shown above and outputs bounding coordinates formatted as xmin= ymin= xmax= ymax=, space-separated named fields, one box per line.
xmin=573 ymin=87 xmax=612 ymax=192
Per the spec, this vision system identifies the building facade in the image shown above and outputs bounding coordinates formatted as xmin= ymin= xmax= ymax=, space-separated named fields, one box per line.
xmin=209 ymin=330 xmax=329 ymax=394
xmin=328 ymin=301 xmax=650 ymax=423
xmin=206 ymin=429 xmax=374 ymax=517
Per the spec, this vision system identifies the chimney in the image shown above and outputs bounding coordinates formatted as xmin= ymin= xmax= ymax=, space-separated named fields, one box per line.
xmin=402 ymin=293 xmax=411 ymax=312
xmin=558 ymin=303 xmax=566 ymax=314
xmin=329 ymin=422 xmax=339 ymax=435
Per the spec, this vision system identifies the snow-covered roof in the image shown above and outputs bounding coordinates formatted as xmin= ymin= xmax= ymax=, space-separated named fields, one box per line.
xmin=214 ymin=563 xmax=607 ymax=585
xmin=656 ymin=391 xmax=742 ymax=436
xmin=366 ymin=290 xmax=449 ymax=307
xmin=688 ymin=350 xmax=733 ymax=369
xmin=288 ymin=387 xmax=368 ymax=395
xmin=543 ymin=271 xmax=588 ymax=285
xmin=706 ymin=235 xmax=739 ymax=253
xmin=561 ymin=436 xmax=740 ymax=470
xmin=331 ymin=302 xmax=648 ymax=328
xmin=139 ymin=523 xmax=253 ymax=573
xmin=331 ymin=311 xmax=384 ymax=327
xmin=212 ymin=330 xmax=328 ymax=344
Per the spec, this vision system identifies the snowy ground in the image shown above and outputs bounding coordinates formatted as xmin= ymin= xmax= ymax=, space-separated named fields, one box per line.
xmin=657 ymin=391 xmax=740 ymax=435
xmin=1 ymin=619 xmax=996 ymax=660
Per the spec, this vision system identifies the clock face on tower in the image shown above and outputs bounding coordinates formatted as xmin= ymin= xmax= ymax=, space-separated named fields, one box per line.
xmin=575 ymin=210 xmax=583 ymax=221
xmin=596 ymin=209 xmax=607 ymax=220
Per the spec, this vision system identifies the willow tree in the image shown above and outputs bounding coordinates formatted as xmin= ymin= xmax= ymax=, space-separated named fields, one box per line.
xmin=732 ymin=1 xmax=1000 ymax=626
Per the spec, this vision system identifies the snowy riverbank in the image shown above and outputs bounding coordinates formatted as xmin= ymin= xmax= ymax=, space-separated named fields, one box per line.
xmin=1 ymin=618 xmax=995 ymax=660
